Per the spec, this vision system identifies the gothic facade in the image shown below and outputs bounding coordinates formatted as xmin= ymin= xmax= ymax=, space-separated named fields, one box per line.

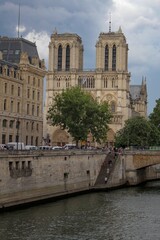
xmin=44 ymin=27 xmax=147 ymax=147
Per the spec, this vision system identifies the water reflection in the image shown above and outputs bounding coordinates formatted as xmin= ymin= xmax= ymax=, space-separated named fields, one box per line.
xmin=0 ymin=182 xmax=160 ymax=240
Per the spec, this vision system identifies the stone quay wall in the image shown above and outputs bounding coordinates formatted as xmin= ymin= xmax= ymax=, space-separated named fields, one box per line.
xmin=0 ymin=150 xmax=106 ymax=209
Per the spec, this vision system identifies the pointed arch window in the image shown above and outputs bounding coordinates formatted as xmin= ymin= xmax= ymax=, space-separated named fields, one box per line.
xmin=105 ymin=45 xmax=109 ymax=71
xmin=66 ymin=45 xmax=70 ymax=71
xmin=110 ymin=101 xmax=116 ymax=113
xmin=112 ymin=44 xmax=116 ymax=71
xmin=58 ymin=45 xmax=62 ymax=71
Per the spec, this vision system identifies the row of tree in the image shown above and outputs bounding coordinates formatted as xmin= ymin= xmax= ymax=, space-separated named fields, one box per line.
xmin=47 ymin=87 xmax=160 ymax=148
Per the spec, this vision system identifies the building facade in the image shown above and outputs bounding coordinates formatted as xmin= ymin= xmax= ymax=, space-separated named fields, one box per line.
xmin=44 ymin=27 xmax=147 ymax=147
xmin=0 ymin=37 xmax=46 ymax=145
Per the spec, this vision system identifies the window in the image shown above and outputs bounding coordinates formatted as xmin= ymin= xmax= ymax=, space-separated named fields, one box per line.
xmin=28 ymin=76 xmax=30 ymax=84
xmin=18 ymin=87 xmax=20 ymax=96
xmin=31 ymin=136 xmax=33 ymax=145
xmin=105 ymin=45 xmax=109 ymax=71
xmin=66 ymin=45 xmax=70 ymax=71
xmin=37 ymin=106 xmax=39 ymax=116
xmin=16 ymin=161 xmax=19 ymax=170
xmin=32 ymin=90 xmax=35 ymax=100
xmin=22 ymin=161 xmax=26 ymax=169
xmin=4 ymin=83 xmax=7 ymax=94
xmin=11 ymin=85 xmax=14 ymax=95
xmin=112 ymin=79 xmax=115 ymax=88
xmin=26 ymin=122 xmax=29 ymax=130
xmin=11 ymin=100 xmax=13 ymax=113
xmin=16 ymin=120 xmax=20 ymax=129
xmin=104 ymin=78 xmax=108 ymax=88
xmin=37 ymin=91 xmax=40 ymax=101
xmin=27 ymin=89 xmax=30 ymax=98
xmin=9 ymin=120 xmax=14 ymax=128
xmin=17 ymin=102 xmax=20 ymax=113
xmin=3 ymin=99 xmax=7 ymax=111
xmin=35 ymin=137 xmax=38 ymax=146
xmin=33 ymin=77 xmax=35 ymax=86
xmin=2 ymin=119 xmax=7 ymax=128
xmin=28 ymin=161 xmax=31 ymax=169
xmin=66 ymin=79 xmax=70 ymax=88
xmin=32 ymin=105 xmax=34 ymax=115
xmin=57 ymin=78 xmax=60 ymax=88
xmin=9 ymin=135 xmax=12 ymax=142
xmin=112 ymin=44 xmax=116 ymax=71
xmin=26 ymin=136 xmax=28 ymax=145
xmin=31 ymin=122 xmax=34 ymax=130
xmin=9 ymin=162 xmax=13 ymax=170
xmin=27 ymin=104 xmax=29 ymax=115
xmin=58 ymin=45 xmax=62 ymax=71
xmin=36 ymin=123 xmax=39 ymax=131
xmin=2 ymin=134 xmax=6 ymax=144
xmin=110 ymin=101 xmax=116 ymax=113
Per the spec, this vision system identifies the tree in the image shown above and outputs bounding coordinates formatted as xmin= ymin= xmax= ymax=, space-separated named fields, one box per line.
xmin=115 ymin=116 xmax=160 ymax=148
xmin=149 ymin=98 xmax=160 ymax=128
xmin=47 ymin=86 xmax=112 ymax=145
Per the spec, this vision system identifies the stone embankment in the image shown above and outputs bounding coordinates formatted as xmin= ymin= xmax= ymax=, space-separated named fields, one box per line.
xmin=0 ymin=149 xmax=160 ymax=210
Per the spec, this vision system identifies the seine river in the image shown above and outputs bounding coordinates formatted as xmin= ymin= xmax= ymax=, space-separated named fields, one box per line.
xmin=0 ymin=181 xmax=160 ymax=240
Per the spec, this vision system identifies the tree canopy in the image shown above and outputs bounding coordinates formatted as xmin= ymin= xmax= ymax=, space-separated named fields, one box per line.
xmin=47 ymin=86 xmax=112 ymax=144
xmin=115 ymin=116 xmax=160 ymax=148
xmin=149 ymin=98 xmax=160 ymax=128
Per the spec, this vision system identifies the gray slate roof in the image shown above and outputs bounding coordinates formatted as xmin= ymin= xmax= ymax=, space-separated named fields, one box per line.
xmin=0 ymin=37 xmax=39 ymax=64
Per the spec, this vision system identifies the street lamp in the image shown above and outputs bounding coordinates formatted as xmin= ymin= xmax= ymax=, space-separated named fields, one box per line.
xmin=16 ymin=118 xmax=20 ymax=150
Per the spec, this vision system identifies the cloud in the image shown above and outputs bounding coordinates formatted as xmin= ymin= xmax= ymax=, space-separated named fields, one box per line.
xmin=25 ymin=30 xmax=50 ymax=65
xmin=0 ymin=0 xmax=159 ymax=114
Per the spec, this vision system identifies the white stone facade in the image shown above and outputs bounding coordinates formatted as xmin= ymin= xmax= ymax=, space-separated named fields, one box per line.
xmin=44 ymin=27 xmax=147 ymax=147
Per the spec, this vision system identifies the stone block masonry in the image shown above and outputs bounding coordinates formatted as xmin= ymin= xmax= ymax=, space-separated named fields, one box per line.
xmin=0 ymin=150 xmax=106 ymax=209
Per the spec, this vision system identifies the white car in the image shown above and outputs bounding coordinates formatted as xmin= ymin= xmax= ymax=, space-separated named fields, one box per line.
xmin=52 ymin=146 xmax=62 ymax=150
xmin=25 ymin=145 xmax=38 ymax=150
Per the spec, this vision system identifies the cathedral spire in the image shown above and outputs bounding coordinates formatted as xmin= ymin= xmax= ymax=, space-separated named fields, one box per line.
xmin=17 ymin=1 xmax=21 ymax=38
xmin=109 ymin=12 xmax=111 ymax=32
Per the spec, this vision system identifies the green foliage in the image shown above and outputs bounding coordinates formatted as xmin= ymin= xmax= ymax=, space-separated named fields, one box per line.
xmin=47 ymin=86 xmax=112 ymax=144
xmin=115 ymin=116 xmax=160 ymax=148
xmin=149 ymin=98 xmax=160 ymax=128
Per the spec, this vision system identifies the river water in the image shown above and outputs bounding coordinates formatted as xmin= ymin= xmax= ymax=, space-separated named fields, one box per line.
xmin=0 ymin=181 xmax=160 ymax=240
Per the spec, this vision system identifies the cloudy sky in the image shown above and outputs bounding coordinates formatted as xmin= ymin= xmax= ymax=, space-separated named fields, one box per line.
xmin=1 ymin=0 xmax=160 ymax=114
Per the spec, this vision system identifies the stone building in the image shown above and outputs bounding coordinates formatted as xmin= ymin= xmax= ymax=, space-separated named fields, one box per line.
xmin=44 ymin=27 xmax=147 ymax=147
xmin=0 ymin=37 xmax=46 ymax=145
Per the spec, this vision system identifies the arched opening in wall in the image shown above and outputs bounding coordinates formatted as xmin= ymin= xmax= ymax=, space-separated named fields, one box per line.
xmin=52 ymin=128 xmax=69 ymax=146
xmin=105 ymin=45 xmax=109 ymax=71
xmin=112 ymin=44 xmax=116 ymax=71
xmin=58 ymin=45 xmax=62 ymax=71
xmin=66 ymin=45 xmax=70 ymax=71
xmin=106 ymin=129 xmax=115 ymax=147
xmin=110 ymin=101 xmax=116 ymax=113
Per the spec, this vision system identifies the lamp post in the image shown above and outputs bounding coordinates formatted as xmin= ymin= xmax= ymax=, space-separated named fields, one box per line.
xmin=16 ymin=118 xmax=20 ymax=150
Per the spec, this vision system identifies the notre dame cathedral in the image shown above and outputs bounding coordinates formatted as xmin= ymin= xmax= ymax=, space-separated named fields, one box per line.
xmin=44 ymin=26 xmax=147 ymax=147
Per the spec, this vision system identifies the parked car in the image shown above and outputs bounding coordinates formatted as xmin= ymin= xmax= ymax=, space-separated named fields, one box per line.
xmin=63 ymin=144 xmax=77 ymax=150
xmin=52 ymin=146 xmax=62 ymax=150
xmin=25 ymin=145 xmax=38 ymax=150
